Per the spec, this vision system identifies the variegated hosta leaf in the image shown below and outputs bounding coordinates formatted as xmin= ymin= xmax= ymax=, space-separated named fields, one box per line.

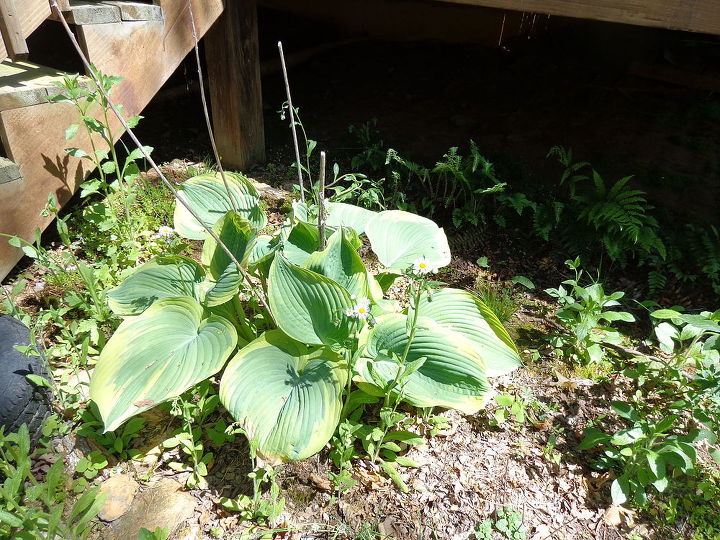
xmin=268 ymin=255 xmax=360 ymax=346
xmin=174 ymin=172 xmax=266 ymax=239
xmin=90 ymin=297 xmax=237 ymax=432
xmin=355 ymin=314 xmax=489 ymax=413
xmin=201 ymin=211 xmax=257 ymax=307
xmin=411 ymin=288 xmax=522 ymax=376
xmin=249 ymin=234 xmax=278 ymax=278
xmin=219 ymin=330 xmax=346 ymax=462
xmin=107 ymin=256 xmax=205 ymax=316
xmin=325 ymin=202 xmax=377 ymax=236
xmin=280 ymin=221 xmax=320 ymax=266
xmin=302 ymin=229 xmax=372 ymax=299
xmin=365 ymin=210 xmax=451 ymax=271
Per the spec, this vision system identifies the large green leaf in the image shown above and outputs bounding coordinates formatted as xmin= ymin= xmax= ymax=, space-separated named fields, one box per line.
xmin=219 ymin=330 xmax=346 ymax=461
xmin=201 ymin=211 xmax=257 ymax=307
xmin=280 ymin=221 xmax=320 ymax=266
xmin=302 ymin=229 xmax=372 ymax=299
xmin=355 ymin=314 xmax=489 ymax=413
xmin=249 ymin=234 xmax=278 ymax=277
xmin=268 ymin=255 xmax=360 ymax=346
xmin=107 ymin=256 xmax=205 ymax=316
xmin=365 ymin=210 xmax=451 ymax=271
xmin=90 ymin=297 xmax=237 ymax=432
xmin=325 ymin=202 xmax=377 ymax=236
xmin=174 ymin=172 xmax=265 ymax=239
xmin=411 ymin=288 xmax=521 ymax=376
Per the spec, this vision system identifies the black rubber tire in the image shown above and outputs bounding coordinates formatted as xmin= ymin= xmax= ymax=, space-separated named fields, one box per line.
xmin=0 ymin=314 xmax=53 ymax=443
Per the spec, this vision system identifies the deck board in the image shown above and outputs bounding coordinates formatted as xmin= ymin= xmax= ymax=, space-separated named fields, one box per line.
xmin=433 ymin=0 xmax=720 ymax=35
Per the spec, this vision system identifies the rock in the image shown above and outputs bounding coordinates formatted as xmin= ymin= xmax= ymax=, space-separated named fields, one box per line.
xmin=102 ymin=479 xmax=196 ymax=539
xmin=252 ymin=182 xmax=291 ymax=209
xmin=98 ymin=474 xmax=139 ymax=522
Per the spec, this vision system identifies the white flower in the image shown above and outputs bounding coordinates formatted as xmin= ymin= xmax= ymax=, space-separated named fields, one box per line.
xmin=412 ymin=256 xmax=437 ymax=275
xmin=157 ymin=226 xmax=175 ymax=238
xmin=345 ymin=296 xmax=372 ymax=320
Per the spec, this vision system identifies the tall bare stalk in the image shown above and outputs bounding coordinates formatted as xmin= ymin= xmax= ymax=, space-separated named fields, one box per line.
xmin=317 ymin=151 xmax=327 ymax=250
xmin=278 ymin=41 xmax=306 ymax=203
xmin=187 ymin=1 xmax=238 ymax=213
xmin=49 ymin=0 xmax=273 ymax=318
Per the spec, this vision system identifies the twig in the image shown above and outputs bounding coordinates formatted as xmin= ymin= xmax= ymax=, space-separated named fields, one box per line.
xmin=278 ymin=41 xmax=305 ymax=203
xmin=187 ymin=1 xmax=238 ymax=213
xmin=317 ymin=151 xmax=327 ymax=250
xmin=49 ymin=1 xmax=273 ymax=320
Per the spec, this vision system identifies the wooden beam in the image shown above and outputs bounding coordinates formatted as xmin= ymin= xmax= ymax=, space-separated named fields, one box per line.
xmin=432 ymin=0 xmax=720 ymax=35
xmin=205 ymin=0 xmax=265 ymax=170
xmin=0 ymin=0 xmax=30 ymax=60
xmin=0 ymin=0 xmax=50 ymax=62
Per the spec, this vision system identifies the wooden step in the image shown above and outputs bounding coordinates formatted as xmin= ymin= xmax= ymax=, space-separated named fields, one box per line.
xmin=0 ymin=157 xmax=20 ymax=185
xmin=0 ymin=59 xmax=89 ymax=111
xmin=0 ymin=0 xmax=225 ymax=280
xmin=59 ymin=1 xmax=162 ymax=25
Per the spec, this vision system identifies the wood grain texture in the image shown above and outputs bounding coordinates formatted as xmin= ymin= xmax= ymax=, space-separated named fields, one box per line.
xmin=0 ymin=0 xmax=50 ymax=61
xmin=0 ymin=0 xmax=30 ymax=60
xmin=432 ymin=0 xmax=720 ymax=35
xmin=205 ymin=0 xmax=265 ymax=169
xmin=0 ymin=0 xmax=223 ymax=278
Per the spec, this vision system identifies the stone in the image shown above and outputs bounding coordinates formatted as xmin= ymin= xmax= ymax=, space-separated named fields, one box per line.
xmin=98 ymin=474 xmax=139 ymax=522
xmin=102 ymin=478 xmax=196 ymax=539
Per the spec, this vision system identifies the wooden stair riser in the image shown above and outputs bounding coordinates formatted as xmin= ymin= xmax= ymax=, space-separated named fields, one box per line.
xmin=0 ymin=0 xmax=223 ymax=279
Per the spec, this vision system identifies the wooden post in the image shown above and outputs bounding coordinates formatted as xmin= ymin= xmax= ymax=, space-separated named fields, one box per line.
xmin=205 ymin=0 xmax=265 ymax=170
xmin=0 ymin=0 xmax=29 ymax=60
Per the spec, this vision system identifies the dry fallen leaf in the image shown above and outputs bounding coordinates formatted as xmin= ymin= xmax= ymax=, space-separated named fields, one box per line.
xmin=308 ymin=473 xmax=332 ymax=492
xmin=603 ymin=505 xmax=635 ymax=528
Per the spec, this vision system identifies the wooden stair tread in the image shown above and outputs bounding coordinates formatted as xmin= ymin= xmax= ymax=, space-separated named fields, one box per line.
xmin=0 ymin=60 xmax=90 ymax=112
xmin=59 ymin=1 xmax=162 ymax=25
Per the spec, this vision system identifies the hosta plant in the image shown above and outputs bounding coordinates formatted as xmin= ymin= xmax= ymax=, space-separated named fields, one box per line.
xmin=89 ymin=171 xmax=523 ymax=463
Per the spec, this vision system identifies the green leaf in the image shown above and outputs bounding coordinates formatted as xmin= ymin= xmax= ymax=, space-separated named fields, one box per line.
xmin=101 ymin=161 xmax=116 ymax=174
xmin=268 ymin=255 xmax=359 ymax=346
xmin=355 ymin=314 xmax=490 ymax=413
xmin=0 ymin=510 xmax=22 ymax=528
xmin=601 ymin=311 xmax=635 ymax=323
xmin=201 ymin=211 xmax=257 ymax=307
xmin=611 ymin=401 xmax=639 ymax=422
xmin=90 ymin=297 xmax=237 ymax=432
xmin=611 ymin=476 xmax=630 ymax=505
xmin=174 ymin=172 xmax=265 ymax=239
xmin=107 ymin=256 xmax=205 ymax=316
xmin=411 ymin=288 xmax=521 ymax=376
xmin=325 ymin=202 xmax=377 ymax=236
xmin=219 ymin=331 xmax=346 ymax=461
xmin=578 ymin=428 xmax=610 ymax=450
xmin=281 ymin=221 xmax=320 ymax=266
xmin=365 ymin=210 xmax=451 ymax=271
xmin=302 ymin=228 xmax=372 ymax=299
xmin=65 ymin=147 xmax=89 ymax=158
xmin=65 ymin=124 xmax=80 ymax=140
xmin=511 ymin=275 xmax=535 ymax=289
xmin=380 ymin=461 xmax=409 ymax=493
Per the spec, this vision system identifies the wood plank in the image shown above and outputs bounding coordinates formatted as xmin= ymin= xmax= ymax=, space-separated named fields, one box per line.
xmin=0 ymin=60 xmax=83 ymax=111
xmin=0 ymin=0 xmax=50 ymax=61
xmin=0 ymin=0 xmax=30 ymax=60
xmin=63 ymin=1 xmax=122 ymax=24
xmin=432 ymin=0 xmax=720 ymax=35
xmin=101 ymin=2 xmax=162 ymax=22
xmin=0 ymin=0 xmax=224 ymax=278
xmin=205 ymin=0 xmax=265 ymax=169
